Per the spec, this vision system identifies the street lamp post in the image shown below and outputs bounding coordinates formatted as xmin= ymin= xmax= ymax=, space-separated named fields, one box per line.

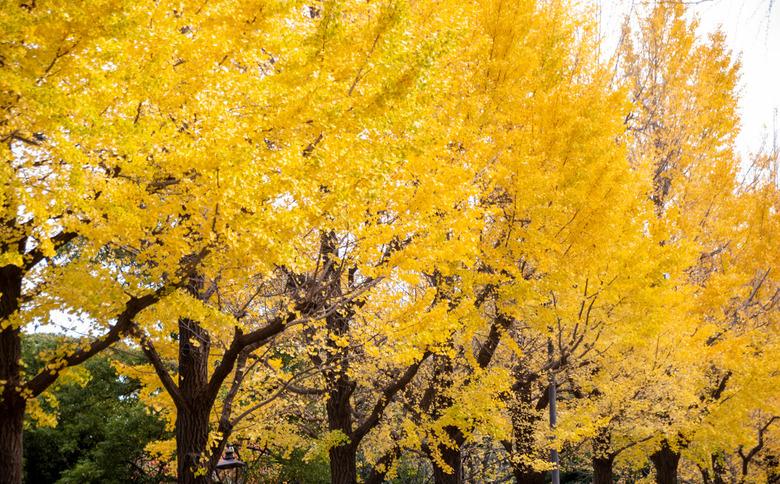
xmin=215 ymin=444 xmax=247 ymax=484
xmin=548 ymin=338 xmax=560 ymax=484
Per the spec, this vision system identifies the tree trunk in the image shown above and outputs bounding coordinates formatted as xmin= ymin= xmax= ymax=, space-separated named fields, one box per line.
xmin=364 ymin=468 xmax=386 ymax=484
xmin=650 ymin=441 xmax=680 ymax=484
xmin=0 ymin=266 xmax=24 ymax=484
xmin=310 ymin=233 xmax=360 ymax=484
xmin=592 ymin=427 xmax=614 ymax=484
xmin=365 ymin=447 xmax=398 ymax=484
xmin=364 ymin=465 xmax=385 ymax=484
xmin=508 ymin=371 xmax=545 ymax=484
xmin=422 ymin=357 xmax=465 ymax=484
xmin=176 ymin=317 xmax=213 ymax=484
xmin=329 ymin=442 xmax=357 ymax=484
xmin=513 ymin=468 xmax=546 ymax=484
xmin=176 ymin=404 xmax=212 ymax=484
xmin=699 ymin=465 xmax=712 ymax=484
xmin=324 ymin=308 xmax=358 ymax=484
xmin=711 ymin=452 xmax=727 ymax=484
xmin=326 ymin=369 xmax=357 ymax=484
xmin=593 ymin=456 xmax=615 ymax=484
xmin=0 ymin=399 xmax=25 ymax=484
xmin=432 ymin=444 xmax=463 ymax=484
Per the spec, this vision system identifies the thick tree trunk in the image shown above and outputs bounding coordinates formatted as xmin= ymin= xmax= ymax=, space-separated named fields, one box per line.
xmin=508 ymin=371 xmax=545 ymax=484
xmin=0 ymin=399 xmax=25 ymax=484
xmin=326 ymin=399 xmax=357 ymax=484
xmin=592 ymin=427 xmax=614 ymax=484
xmin=325 ymin=367 xmax=357 ymax=484
xmin=593 ymin=456 xmax=615 ymax=484
xmin=0 ymin=266 xmax=24 ymax=484
xmin=329 ymin=442 xmax=357 ymax=484
xmin=432 ymin=444 xmax=464 ymax=484
xmin=423 ymin=357 xmax=466 ymax=484
xmin=176 ymin=404 xmax=212 ymax=484
xmin=650 ymin=441 xmax=680 ymax=484
xmin=176 ymin=317 xmax=213 ymax=484
xmin=324 ymin=309 xmax=358 ymax=484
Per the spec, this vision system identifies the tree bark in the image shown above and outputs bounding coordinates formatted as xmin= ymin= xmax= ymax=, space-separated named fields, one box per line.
xmin=326 ymin=374 xmax=357 ymax=484
xmin=176 ymin=317 xmax=213 ymax=484
xmin=419 ymin=355 xmax=466 ymax=484
xmin=0 ymin=398 xmax=25 ymax=484
xmin=329 ymin=442 xmax=357 ymax=484
xmin=432 ymin=444 xmax=464 ymax=484
xmin=699 ymin=465 xmax=712 ymax=484
xmin=322 ymin=296 xmax=358 ymax=484
xmin=507 ymin=370 xmax=545 ymax=484
xmin=176 ymin=403 xmax=212 ymax=484
xmin=592 ymin=427 xmax=614 ymax=484
xmin=364 ymin=466 xmax=387 ymax=484
xmin=593 ymin=456 xmax=615 ymax=484
xmin=650 ymin=441 xmax=680 ymax=484
xmin=513 ymin=467 xmax=546 ymax=484
xmin=365 ymin=447 xmax=399 ymax=484
xmin=0 ymin=265 xmax=24 ymax=484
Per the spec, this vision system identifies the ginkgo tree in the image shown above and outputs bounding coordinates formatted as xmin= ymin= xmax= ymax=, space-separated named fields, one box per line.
xmin=1 ymin=3 xmax=175 ymax=482
xmin=2 ymin=0 xmax=778 ymax=483
xmin=394 ymin=0 xmax=666 ymax=482
xmin=615 ymin=4 xmax=780 ymax=483
xmin=1 ymin=0 xmax=486 ymax=483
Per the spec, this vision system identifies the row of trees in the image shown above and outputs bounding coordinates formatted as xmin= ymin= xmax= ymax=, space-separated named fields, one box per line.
xmin=1 ymin=0 xmax=778 ymax=482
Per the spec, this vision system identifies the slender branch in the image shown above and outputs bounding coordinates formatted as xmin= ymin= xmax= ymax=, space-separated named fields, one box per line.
xmin=611 ymin=434 xmax=654 ymax=458
xmin=352 ymin=351 xmax=432 ymax=443
xmin=230 ymin=366 xmax=319 ymax=427
xmin=135 ymin=329 xmax=186 ymax=410
xmin=24 ymin=231 xmax=79 ymax=271
xmin=738 ymin=416 xmax=780 ymax=476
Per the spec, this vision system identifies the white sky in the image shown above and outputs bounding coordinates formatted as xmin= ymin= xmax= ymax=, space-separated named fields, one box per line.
xmin=596 ymin=0 xmax=780 ymax=158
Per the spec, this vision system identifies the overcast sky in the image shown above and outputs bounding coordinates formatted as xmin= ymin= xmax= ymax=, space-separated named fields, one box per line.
xmin=596 ymin=0 xmax=780 ymax=158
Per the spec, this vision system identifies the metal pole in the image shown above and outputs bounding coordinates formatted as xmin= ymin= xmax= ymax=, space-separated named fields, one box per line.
xmin=548 ymin=338 xmax=560 ymax=484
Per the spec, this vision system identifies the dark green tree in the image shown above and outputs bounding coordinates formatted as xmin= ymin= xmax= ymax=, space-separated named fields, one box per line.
xmin=22 ymin=334 xmax=171 ymax=484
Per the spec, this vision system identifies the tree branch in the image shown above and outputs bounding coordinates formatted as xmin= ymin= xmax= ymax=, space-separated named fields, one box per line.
xmin=135 ymin=327 xmax=186 ymax=409
xmin=352 ymin=351 xmax=432 ymax=443
xmin=475 ymin=314 xmax=512 ymax=369
xmin=26 ymin=290 xmax=161 ymax=397
xmin=24 ymin=230 xmax=79 ymax=271
xmin=739 ymin=416 xmax=779 ymax=476
xmin=205 ymin=313 xmax=293 ymax=403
